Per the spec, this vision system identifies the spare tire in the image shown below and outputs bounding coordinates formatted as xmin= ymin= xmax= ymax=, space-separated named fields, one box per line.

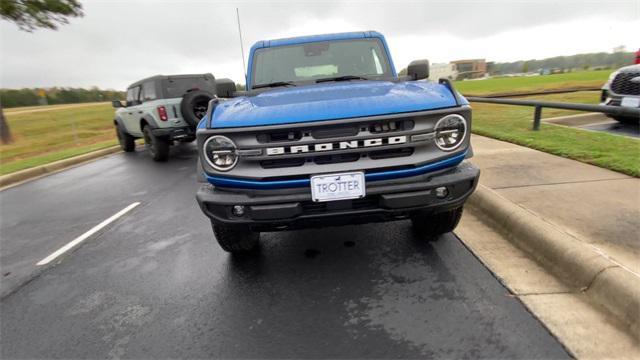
xmin=181 ymin=90 xmax=214 ymax=127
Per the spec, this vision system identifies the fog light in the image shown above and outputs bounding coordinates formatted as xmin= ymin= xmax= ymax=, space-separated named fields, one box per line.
xmin=232 ymin=205 xmax=245 ymax=217
xmin=435 ymin=187 xmax=449 ymax=199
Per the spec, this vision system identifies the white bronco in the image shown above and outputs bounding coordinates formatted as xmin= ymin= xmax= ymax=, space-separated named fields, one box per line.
xmin=112 ymin=74 xmax=234 ymax=161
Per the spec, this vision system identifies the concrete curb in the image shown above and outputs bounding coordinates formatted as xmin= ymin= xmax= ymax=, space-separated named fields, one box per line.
xmin=0 ymin=146 xmax=122 ymax=189
xmin=467 ymin=184 xmax=640 ymax=335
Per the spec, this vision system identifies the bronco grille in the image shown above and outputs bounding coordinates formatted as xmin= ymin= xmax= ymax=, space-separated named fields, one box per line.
xmin=611 ymin=72 xmax=640 ymax=95
xmin=249 ymin=118 xmax=423 ymax=169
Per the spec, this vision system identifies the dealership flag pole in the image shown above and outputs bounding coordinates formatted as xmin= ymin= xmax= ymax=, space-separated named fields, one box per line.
xmin=236 ymin=8 xmax=247 ymax=82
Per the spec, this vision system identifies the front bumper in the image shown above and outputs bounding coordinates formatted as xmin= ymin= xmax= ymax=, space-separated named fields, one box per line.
xmin=196 ymin=162 xmax=480 ymax=231
xmin=151 ymin=126 xmax=196 ymax=141
xmin=601 ymin=91 xmax=640 ymax=121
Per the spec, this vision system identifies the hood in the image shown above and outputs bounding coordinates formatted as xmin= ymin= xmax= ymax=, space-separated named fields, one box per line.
xmin=209 ymin=80 xmax=464 ymax=128
xmin=616 ymin=64 xmax=640 ymax=73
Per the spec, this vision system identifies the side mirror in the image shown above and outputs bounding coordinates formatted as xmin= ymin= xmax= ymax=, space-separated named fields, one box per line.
xmin=215 ymin=78 xmax=237 ymax=98
xmin=111 ymin=100 xmax=124 ymax=108
xmin=407 ymin=59 xmax=429 ymax=80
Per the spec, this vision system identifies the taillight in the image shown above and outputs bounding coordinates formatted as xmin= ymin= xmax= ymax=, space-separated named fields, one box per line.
xmin=157 ymin=106 xmax=168 ymax=121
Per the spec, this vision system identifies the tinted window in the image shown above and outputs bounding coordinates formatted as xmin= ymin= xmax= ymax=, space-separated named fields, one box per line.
xmin=142 ymin=82 xmax=156 ymax=101
xmin=251 ymin=38 xmax=392 ymax=87
xmin=162 ymin=77 xmax=216 ymax=98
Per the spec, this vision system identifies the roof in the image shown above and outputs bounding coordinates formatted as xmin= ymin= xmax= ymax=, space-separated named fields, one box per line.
xmin=127 ymin=73 xmax=214 ymax=89
xmin=250 ymin=31 xmax=384 ymax=50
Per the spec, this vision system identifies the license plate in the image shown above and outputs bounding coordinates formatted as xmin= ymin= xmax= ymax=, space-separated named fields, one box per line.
xmin=310 ymin=172 xmax=365 ymax=202
xmin=621 ymin=97 xmax=640 ymax=108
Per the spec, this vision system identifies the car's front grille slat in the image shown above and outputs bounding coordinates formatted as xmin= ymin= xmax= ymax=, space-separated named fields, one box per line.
xmin=260 ymin=158 xmax=306 ymax=169
xmin=300 ymin=196 xmax=380 ymax=215
xmin=369 ymin=147 xmax=414 ymax=160
xmin=611 ymin=72 xmax=640 ymax=95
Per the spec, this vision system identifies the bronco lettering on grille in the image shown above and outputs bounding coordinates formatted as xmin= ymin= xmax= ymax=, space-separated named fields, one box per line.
xmin=266 ymin=136 xmax=407 ymax=156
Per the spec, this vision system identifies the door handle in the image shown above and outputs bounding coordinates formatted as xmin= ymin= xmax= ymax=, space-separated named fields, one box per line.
xmin=128 ymin=112 xmax=133 ymax=115
xmin=138 ymin=111 xmax=143 ymax=114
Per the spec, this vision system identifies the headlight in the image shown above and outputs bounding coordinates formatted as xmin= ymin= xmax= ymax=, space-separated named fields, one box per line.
xmin=434 ymin=114 xmax=467 ymax=151
xmin=203 ymin=135 xmax=238 ymax=171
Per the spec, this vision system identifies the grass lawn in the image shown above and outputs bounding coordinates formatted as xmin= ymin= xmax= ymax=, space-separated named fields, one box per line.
xmin=455 ymin=70 xmax=612 ymax=96
xmin=471 ymin=91 xmax=639 ymax=177
xmin=0 ymin=103 xmax=118 ymax=175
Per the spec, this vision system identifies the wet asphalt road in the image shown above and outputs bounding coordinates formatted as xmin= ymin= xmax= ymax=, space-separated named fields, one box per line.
xmin=580 ymin=120 xmax=639 ymax=138
xmin=0 ymin=144 xmax=569 ymax=358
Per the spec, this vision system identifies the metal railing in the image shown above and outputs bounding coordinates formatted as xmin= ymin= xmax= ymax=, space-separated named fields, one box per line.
xmin=463 ymin=87 xmax=601 ymax=99
xmin=466 ymin=97 xmax=640 ymax=130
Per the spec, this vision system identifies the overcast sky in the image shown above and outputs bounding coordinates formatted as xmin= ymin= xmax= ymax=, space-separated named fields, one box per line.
xmin=1 ymin=0 xmax=638 ymax=90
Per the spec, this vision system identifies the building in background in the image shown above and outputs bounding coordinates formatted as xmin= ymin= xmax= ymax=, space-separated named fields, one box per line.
xmin=427 ymin=59 xmax=487 ymax=81
xmin=428 ymin=63 xmax=458 ymax=81
xmin=450 ymin=59 xmax=487 ymax=80
xmin=613 ymin=45 xmax=627 ymax=53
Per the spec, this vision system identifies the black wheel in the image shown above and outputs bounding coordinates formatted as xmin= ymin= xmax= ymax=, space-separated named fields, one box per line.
xmin=211 ymin=221 xmax=259 ymax=253
xmin=115 ymin=124 xmax=135 ymax=152
xmin=411 ymin=207 xmax=463 ymax=240
xmin=181 ymin=90 xmax=214 ymax=127
xmin=142 ymin=125 xmax=170 ymax=162
xmin=612 ymin=116 xmax=639 ymax=125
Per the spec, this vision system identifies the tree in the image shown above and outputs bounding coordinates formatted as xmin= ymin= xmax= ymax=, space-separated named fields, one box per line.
xmin=0 ymin=0 xmax=83 ymax=144
xmin=0 ymin=0 xmax=83 ymax=31
xmin=0 ymin=101 xmax=11 ymax=144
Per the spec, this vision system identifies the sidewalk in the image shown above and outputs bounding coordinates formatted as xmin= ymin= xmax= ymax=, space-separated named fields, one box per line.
xmin=469 ymin=134 xmax=639 ymax=275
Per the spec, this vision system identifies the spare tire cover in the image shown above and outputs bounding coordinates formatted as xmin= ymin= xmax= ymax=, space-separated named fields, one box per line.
xmin=181 ymin=90 xmax=214 ymax=127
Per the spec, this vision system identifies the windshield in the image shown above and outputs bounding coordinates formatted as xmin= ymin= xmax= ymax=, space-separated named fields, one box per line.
xmin=251 ymin=38 xmax=392 ymax=88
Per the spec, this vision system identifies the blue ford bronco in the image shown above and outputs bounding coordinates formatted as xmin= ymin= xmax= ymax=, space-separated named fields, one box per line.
xmin=196 ymin=31 xmax=480 ymax=253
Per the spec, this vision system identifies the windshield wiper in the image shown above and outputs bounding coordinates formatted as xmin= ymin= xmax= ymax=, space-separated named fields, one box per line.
xmin=316 ymin=75 xmax=369 ymax=83
xmin=252 ymin=81 xmax=296 ymax=89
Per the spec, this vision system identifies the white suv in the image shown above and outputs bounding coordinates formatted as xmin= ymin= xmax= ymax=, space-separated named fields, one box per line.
xmin=600 ymin=64 xmax=640 ymax=124
xmin=112 ymin=74 xmax=234 ymax=161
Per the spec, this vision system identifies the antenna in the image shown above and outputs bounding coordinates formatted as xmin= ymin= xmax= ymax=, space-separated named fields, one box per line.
xmin=236 ymin=8 xmax=247 ymax=81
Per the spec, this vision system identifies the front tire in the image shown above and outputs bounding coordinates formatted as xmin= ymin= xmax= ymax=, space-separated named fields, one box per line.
xmin=612 ymin=116 xmax=639 ymax=125
xmin=142 ymin=125 xmax=170 ymax=162
xmin=211 ymin=221 xmax=259 ymax=253
xmin=115 ymin=124 xmax=136 ymax=152
xmin=411 ymin=206 xmax=463 ymax=240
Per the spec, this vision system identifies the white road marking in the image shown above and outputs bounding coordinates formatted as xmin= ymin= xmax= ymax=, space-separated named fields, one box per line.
xmin=36 ymin=202 xmax=140 ymax=266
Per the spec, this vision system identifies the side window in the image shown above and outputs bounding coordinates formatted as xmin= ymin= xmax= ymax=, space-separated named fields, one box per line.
xmin=142 ymin=82 xmax=156 ymax=102
xmin=126 ymin=86 xmax=141 ymax=106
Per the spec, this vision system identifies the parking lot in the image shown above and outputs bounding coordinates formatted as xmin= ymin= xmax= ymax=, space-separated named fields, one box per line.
xmin=0 ymin=145 xmax=569 ymax=358
xmin=545 ymin=112 xmax=640 ymax=138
